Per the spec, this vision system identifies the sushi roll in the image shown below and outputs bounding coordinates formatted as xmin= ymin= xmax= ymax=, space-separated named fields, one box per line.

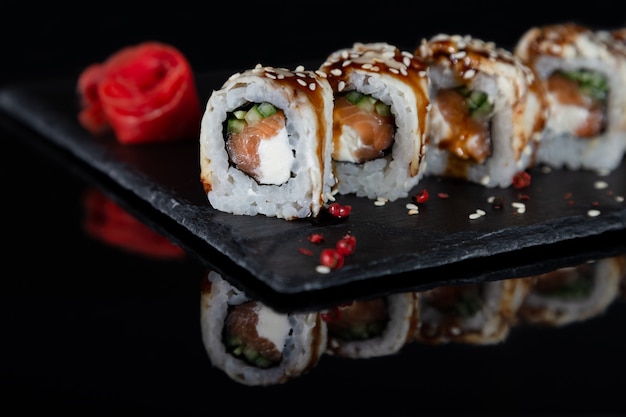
xmin=414 ymin=34 xmax=549 ymax=187
xmin=416 ymin=277 xmax=534 ymax=345
xmin=200 ymin=271 xmax=327 ymax=386
xmin=517 ymin=256 xmax=624 ymax=326
xmin=322 ymin=292 xmax=420 ymax=359
xmin=318 ymin=42 xmax=431 ymax=201
xmin=514 ymin=23 xmax=626 ymax=172
xmin=199 ymin=64 xmax=335 ymax=220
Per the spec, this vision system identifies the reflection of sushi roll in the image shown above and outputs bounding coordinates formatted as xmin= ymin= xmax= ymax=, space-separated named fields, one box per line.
xmin=600 ymin=27 xmax=626 ymax=46
xmin=416 ymin=278 xmax=534 ymax=345
xmin=323 ymin=292 xmax=420 ymax=358
xmin=200 ymin=271 xmax=327 ymax=386
xmin=414 ymin=34 xmax=549 ymax=187
xmin=619 ymin=254 xmax=626 ymax=300
xmin=514 ymin=23 xmax=626 ymax=172
xmin=518 ymin=256 xmax=624 ymax=326
xmin=318 ymin=42 xmax=430 ymax=201
xmin=199 ymin=65 xmax=335 ymax=220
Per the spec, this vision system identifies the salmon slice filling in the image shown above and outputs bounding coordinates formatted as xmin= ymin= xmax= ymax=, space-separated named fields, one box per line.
xmin=225 ymin=106 xmax=294 ymax=185
xmin=332 ymin=93 xmax=395 ymax=163
xmin=223 ymin=301 xmax=291 ymax=368
xmin=326 ymin=298 xmax=389 ymax=341
xmin=545 ymin=70 xmax=608 ymax=138
xmin=431 ymin=87 xmax=493 ymax=164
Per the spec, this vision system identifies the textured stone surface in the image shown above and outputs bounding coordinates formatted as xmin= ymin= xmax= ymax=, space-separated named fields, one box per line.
xmin=1 ymin=73 xmax=625 ymax=312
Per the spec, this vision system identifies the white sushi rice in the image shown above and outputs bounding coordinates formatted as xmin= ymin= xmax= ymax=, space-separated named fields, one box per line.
xmin=199 ymin=65 xmax=335 ymax=220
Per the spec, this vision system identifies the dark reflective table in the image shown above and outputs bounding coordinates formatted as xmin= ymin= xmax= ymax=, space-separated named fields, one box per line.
xmin=2 ymin=10 xmax=626 ymax=416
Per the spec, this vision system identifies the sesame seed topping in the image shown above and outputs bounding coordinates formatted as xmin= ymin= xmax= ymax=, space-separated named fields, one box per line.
xmin=295 ymin=65 xmax=305 ymax=72
xmin=451 ymin=51 xmax=467 ymax=60
xmin=330 ymin=68 xmax=342 ymax=76
xmin=463 ymin=69 xmax=476 ymax=79
xmin=296 ymin=79 xmax=307 ymax=87
xmin=308 ymin=82 xmax=316 ymax=91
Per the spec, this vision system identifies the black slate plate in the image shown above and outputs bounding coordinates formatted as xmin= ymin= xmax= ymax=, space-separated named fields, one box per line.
xmin=1 ymin=72 xmax=625 ymax=312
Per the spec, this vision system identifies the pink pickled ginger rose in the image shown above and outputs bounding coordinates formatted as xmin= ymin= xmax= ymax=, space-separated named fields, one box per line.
xmin=77 ymin=41 xmax=201 ymax=144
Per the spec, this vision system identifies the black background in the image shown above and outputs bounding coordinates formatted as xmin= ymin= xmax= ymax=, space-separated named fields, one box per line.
xmin=2 ymin=6 xmax=625 ymax=416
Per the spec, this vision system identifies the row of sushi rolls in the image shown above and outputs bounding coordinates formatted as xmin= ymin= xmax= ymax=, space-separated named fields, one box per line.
xmin=196 ymin=22 xmax=626 ymax=385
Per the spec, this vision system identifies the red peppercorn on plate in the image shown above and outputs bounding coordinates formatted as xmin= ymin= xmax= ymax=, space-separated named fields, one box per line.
xmin=0 ymin=68 xmax=625 ymax=313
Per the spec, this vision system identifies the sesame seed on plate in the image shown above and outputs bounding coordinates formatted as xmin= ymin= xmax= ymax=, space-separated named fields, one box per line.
xmin=316 ymin=265 xmax=331 ymax=274
xmin=587 ymin=209 xmax=601 ymax=217
xmin=594 ymin=180 xmax=608 ymax=189
xmin=512 ymin=202 xmax=526 ymax=214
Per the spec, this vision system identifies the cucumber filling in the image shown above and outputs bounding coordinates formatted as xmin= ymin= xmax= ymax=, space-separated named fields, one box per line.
xmin=224 ymin=332 xmax=277 ymax=369
xmin=226 ymin=102 xmax=278 ymax=134
xmin=557 ymin=69 xmax=608 ymax=103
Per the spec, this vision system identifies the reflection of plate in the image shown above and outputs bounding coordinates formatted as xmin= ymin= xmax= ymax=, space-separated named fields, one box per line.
xmin=1 ymin=72 xmax=625 ymax=312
